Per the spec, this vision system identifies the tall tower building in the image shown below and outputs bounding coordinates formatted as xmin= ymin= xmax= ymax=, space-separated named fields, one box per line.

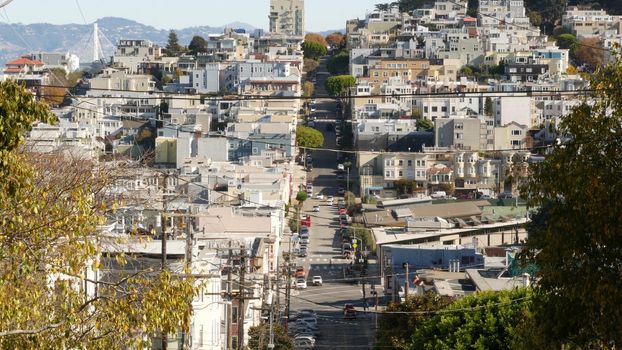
xmin=269 ymin=0 xmax=305 ymax=36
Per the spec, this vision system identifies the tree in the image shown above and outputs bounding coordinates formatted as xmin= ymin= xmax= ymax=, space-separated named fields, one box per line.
xmin=326 ymin=32 xmax=346 ymax=49
xmin=325 ymin=75 xmax=356 ymax=97
xmin=296 ymin=190 xmax=308 ymax=205
xmin=302 ymin=81 xmax=315 ymax=98
xmin=484 ymin=96 xmax=493 ymax=116
xmin=524 ymin=0 xmax=566 ymax=34
xmin=296 ymin=125 xmax=324 ymax=148
xmin=301 ymin=41 xmax=327 ymax=61
xmin=556 ymin=33 xmax=578 ymax=56
xmin=248 ymin=324 xmax=293 ymax=350
xmin=165 ymin=30 xmax=182 ymax=56
xmin=397 ymin=0 xmax=433 ymax=13
xmin=518 ymin=54 xmax=622 ymax=348
xmin=527 ymin=10 xmax=542 ymax=27
xmin=188 ymin=35 xmax=208 ymax=55
xmin=573 ymin=37 xmax=604 ymax=70
xmin=375 ymin=3 xmax=391 ymax=11
xmin=466 ymin=0 xmax=478 ymax=17
xmin=304 ymin=33 xmax=328 ymax=48
xmin=417 ymin=118 xmax=434 ymax=132
xmin=327 ymin=50 xmax=350 ymax=74
xmin=407 ymin=289 xmax=532 ymax=350
xmin=303 ymin=58 xmax=319 ymax=75
xmin=0 ymin=80 xmax=196 ymax=348
xmin=375 ymin=292 xmax=455 ymax=349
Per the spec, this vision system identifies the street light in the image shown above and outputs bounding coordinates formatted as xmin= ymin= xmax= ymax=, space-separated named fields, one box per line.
xmin=343 ymin=161 xmax=352 ymax=192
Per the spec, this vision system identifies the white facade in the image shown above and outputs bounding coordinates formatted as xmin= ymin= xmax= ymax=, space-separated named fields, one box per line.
xmin=269 ymin=0 xmax=305 ymax=36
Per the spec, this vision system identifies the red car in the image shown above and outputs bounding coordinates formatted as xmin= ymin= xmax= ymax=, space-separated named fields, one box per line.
xmin=295 ymin=266 xmax=306 ymax=278
xmin=300 ymin=215 xmax=311 ymax=227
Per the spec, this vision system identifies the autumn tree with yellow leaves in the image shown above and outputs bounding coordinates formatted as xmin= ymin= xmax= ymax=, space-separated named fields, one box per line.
xmin=0 ymin=80 xmax=197 ymax=348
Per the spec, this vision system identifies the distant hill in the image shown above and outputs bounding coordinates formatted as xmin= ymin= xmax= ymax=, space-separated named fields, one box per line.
xmin=314 ymin=29 xmax=346 ymax=37
xmin=0 ymin=17 xmax=259 ymax=65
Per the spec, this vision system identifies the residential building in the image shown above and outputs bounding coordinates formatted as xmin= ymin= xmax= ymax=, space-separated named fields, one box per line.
xmin=434 ymin=115 xmax=494 ymax=151
xmin=112 ymin=39 xmax=163 ymax=74
xmin=2 ymin=56 xmax=47 ymax=88
xmin=562 ymin=6 xmax=621 ymax=37
xmin=493 ymin=121 xmax=530 ymax=150
xmin=90 ymin=68 xmax=156 ymax=92
xmin=269 ymin=0 xmax=305 ymax=36
xmin=24 ymin=52 xmax=80 ymax=73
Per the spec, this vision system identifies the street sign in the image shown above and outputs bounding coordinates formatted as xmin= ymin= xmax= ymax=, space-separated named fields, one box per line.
xmin=352 ymin=243 xmax=358 ymax=249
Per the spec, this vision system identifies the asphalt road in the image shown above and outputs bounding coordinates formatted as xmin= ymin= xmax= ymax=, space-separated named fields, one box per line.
xmin=288 ymin=58 xmax=376 ymax=349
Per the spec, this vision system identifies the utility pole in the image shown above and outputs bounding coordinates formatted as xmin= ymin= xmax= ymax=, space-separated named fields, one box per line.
xmin=227 ymin=241 xmax=233 ymax=350
xmin=237 ymin=249 xmax=247 ymax=350
xmin=161 ymin=172 xmax=169 ymax=350
xmin=362 ymin=278 xmax=367 ymax=311
xmin=404 ymin=262 xmax=409 ymax=301
xmin=181 ymin=215 xmax=193 ymax=349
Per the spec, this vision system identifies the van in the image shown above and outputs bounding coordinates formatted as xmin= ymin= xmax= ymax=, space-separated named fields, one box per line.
xmin=430 ymin=191 xmax=447 ymax=198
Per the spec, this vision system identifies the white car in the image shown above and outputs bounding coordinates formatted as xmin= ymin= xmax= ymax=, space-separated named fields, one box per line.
xmin=315 ymin=193 xmax=324 ymax=200
xmin=326 ymin=196 xmax=334 ymax=204
xmin=312 ymin=205 xmax=320 ymax=212
xmin=337 ymin=163 xmax=345 ymax=171
xmin=296 ymin=278 xmax=307 ymax=289
xmin=312 ymin=276 xmax=323 ymax=286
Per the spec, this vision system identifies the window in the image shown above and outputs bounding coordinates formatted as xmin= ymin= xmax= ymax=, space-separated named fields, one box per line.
xmin=511 ymin=130 xmax=522 ymax=136
xmin=232 ymin=307 xmax=238 ymax=324
xmin=398 ymin=171 xmax=403 ymax=177
xmin=511 ymin=140 xmax=522 ymax=146
xmin=432 ymin=106 xmax=438 ymax=112
xmin=398 ymin=160 xmax=403 ymax=166
xmin=407 ymin=160 xmax=412 ymax=167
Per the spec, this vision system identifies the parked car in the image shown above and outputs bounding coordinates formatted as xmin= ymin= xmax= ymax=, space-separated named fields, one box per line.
xmin=326 ymin=196 xmax=334 ymax=205
xmin=312 ymin=205 xmax=320 ymax=212
xmin=296 ymin=277 xmax=307 ymax=289
xmin=498 ymin=192 xmax=514 ymax=199
xmin=315 ymin=193 xmax=324 ymax=200
xmin=430 ymin=191 xmax=447 ymax=198
xmin=312 ymin=276 xmax=323 ymax=286
xmin=295 ymin=266 xmax=306 ymax=278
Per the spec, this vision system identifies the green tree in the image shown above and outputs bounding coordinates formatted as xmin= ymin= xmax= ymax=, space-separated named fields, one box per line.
xmin=165 ymin=30 xmax=182 ymax=56
xmin=519 ymin=54 xmax=622 ymax=348
xmin=375 ymin=292 xmax=455 ymax=349
xmin=466 ymin=0 xmax=478 ymax=17
xmin=527 ymin=10 xmax=542 ymax=27
xmin=296 ymin=190 xmax=308 ymax=205
xmin=301 ymin=41 xmax=327 ymax=61
xmin=248 ymin=323 xmax=293 ymax=350
xmin=327 ymin=50 xmax=350 ymax=74
xmin=407 ymin=289 xmax=532 ymax=350
xmin=375 ymin=3 xmax=391 ymax=11
xmin=188 ymin=35 xmax=208 ymax=55
xmin=417 ymin=118 xmax=434 ymax=132
xmin=325 ymin=75 xmax=356 ymax=97
xmin=0 ymin=80 xmax=196 ymax=348
xmin=397 ymin=0 xmax=434 ymax=13
xmin=296 ymin=125 xmax=324 ymax=148
xmin=484 ymin=96 xmax=493 ymax=116
xmin=524 ymin=0 xmax=566 ymax=33
xmin=556 ymin=33 xmax=578 ymax=56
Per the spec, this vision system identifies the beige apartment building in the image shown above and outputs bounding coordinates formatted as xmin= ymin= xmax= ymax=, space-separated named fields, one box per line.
xmin=562 ymin=6 xmax=621 ymax=37
xmin=269 ymin=0 xmax=305 ymax=36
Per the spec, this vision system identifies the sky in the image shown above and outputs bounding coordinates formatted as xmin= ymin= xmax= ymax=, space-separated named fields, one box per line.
xmin=1 ymin=0 xmax=382 ymax=32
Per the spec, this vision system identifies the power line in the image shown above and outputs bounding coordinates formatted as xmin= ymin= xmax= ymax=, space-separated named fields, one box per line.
xmin=38 ymin=84 xmax=598 ymax=101
xmin=74 ymin=0 xmax=88 ymax=24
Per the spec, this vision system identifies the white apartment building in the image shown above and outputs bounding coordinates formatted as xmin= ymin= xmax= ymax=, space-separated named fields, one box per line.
xmin=562 ymin=6 xmax=621 ymax=37
xmin=90 ymin=68 xmax=156 ymax=92
xmin=112 ymin=39 xmax=162 ymax=74
xmin=269 ymin=0 xmax=305 ymax=36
